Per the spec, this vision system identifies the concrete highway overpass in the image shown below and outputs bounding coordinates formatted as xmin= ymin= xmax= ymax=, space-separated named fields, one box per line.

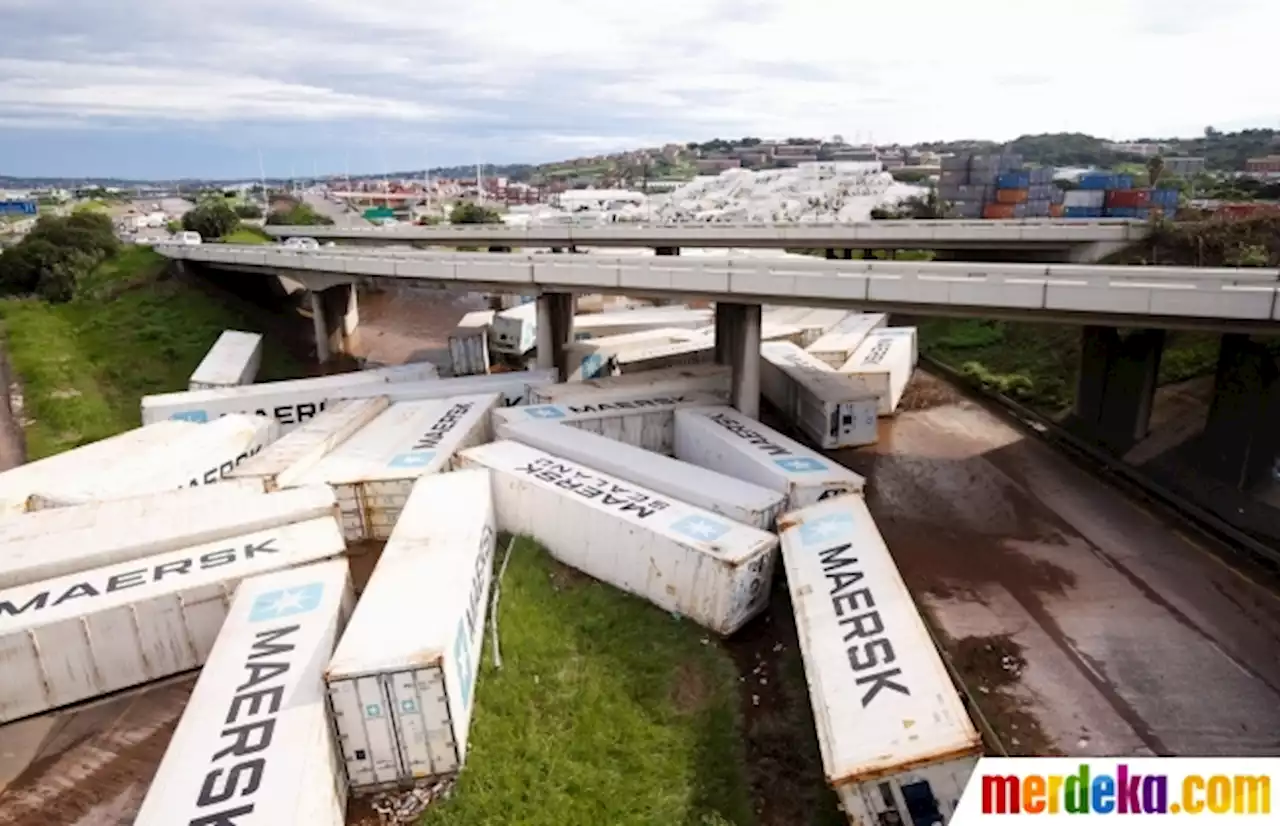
xmin=263 ymin=219 xmax=1149 ymax=261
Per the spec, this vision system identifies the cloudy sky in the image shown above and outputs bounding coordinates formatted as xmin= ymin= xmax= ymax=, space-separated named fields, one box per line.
xmin=1 ymin=0 xmax=1276 ymax=179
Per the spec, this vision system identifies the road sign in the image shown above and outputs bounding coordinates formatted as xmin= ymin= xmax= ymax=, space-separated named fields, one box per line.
xmin=0 ymin=200 xmax=37 ymax=216
xmin=362 ymin=207 xmax=395 ymax=220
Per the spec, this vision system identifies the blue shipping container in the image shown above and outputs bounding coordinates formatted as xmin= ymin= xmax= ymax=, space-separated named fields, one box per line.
xmin=1151 ymin=189 xmax=1179 ymax=207
xmin=1077 ymin=175 xmax=1114 ymax=190
xmin=1063 ymin=206 xmax=1104 ymax=218
xmin=1105 ymin=207 xmax=1151 ymax=219
xmin=0 ymin=200 xmax=37 ymax=216
xmin=1112 ymin=174 xmax=1134 ymax=191
xmin=997 ymin=171 xmax=1031 ymax=189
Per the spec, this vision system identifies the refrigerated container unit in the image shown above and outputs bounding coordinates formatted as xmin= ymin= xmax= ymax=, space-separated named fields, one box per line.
xmin=805 ymin=313 xmax=888 ymax=368
xmin=132 ymin=559 xmax=353 ymax=826
xmin=493 ymin=391 xmax=724 ymax=454
xmin=527 ymin=363 xmax=731 ymax=406
xmin=26 ymin=476 xmax=267 ymax=511
xmin=372 ymin=369 xmax=557 ymax=408
xmin=566 ymin=328 xmax=704 ymax=382
xmin=141 ymin=361 xmax=439 ymax=432
xmin=674 ymin=406 xmax=865 ymax=509
xmin=289 ymin=394 xmax=498 ymax=540
xmin=778 ymin=496 xmax=982 ymax=825
xmin=188 ymin=330 xmax=264 ymax=391
xmin=838 ymin=328 xmax=917 ymax=416
xmin=0 ymin=484 xmax=337 ymax=589
xmin=788 ymin=309 xmax=856 ymax=347
xmin=759 ymin=341 xmax=880 ymax=449
xmin=488 ymin=302 xmax=538 ymax=357
xmin=230 ymin=397 xmax=391 ymax=491
xmin=458 ymin=440 xmax=779 ymax=635
xmin=503 ymin=420 xmax=786 ymax=530
xmin=0 ymin=516 xmax=347 ymax=723
xmin=570 ymin=307 xmax=712 ymax=341
xmin=613 ymin=336 xmax=715 ymax=375
xmin=325 ymin=470 xmax=497 ymax=793
xmin=448 ymin=310 xmax=495 ymax=377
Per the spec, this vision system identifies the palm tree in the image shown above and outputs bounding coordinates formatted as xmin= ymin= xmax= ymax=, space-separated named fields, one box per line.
xmin=1147 ymin=156 xmax=1165 ymax=189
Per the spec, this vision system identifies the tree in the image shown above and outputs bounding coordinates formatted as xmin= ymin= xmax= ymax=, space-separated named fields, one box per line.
xmin=449 ymin=202 xmax=503 ymax=224
xmin=183 ymin=201 xmax=239 ymax=239
xmin=234 ymin=203 xmax=263 ymax=219
xmin=264 ymin=203 xmax=335 ymax=226
xmin=1147 ymin=156 xmax=1166 ymax=189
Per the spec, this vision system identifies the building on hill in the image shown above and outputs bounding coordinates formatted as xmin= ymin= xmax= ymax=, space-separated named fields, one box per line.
xmin=1245 ymin=155 xmax=1280 ymax=178
xmin=1163 ymin=157 xmax=1207 ymax=177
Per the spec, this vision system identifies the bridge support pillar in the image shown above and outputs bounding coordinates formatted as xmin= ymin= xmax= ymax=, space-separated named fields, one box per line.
xmin=1071 ymin=326 xmax=1164 ymax=450
xmin=1199 ymin=334 xmax=1280 ymax=491
xmin=307 ymin=284 xmax=360 ymax=363
xmin=535 ymin=292 xmax=574 ymax=380
xmin=715 ymin=302 xmax=761 ymax=419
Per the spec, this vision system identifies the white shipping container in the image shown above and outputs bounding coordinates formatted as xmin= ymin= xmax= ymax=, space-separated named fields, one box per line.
xmin=493 ymin=391 xmax=724 ymax=454
xmin=565 ymin=328 xmax=702 ymax=381
xmin=527 ymin=364 xmax=731 ymax=406
xmin=25 ymin=477 xmax=267 ymax=511
xmin=879 ymin=325 xmax=920 ymax=366
xmin=1064 ymin=189 xmax=1106 ymax=208
xmin=504 ymin=420 xmax=786 ymax=530
xmin=760 ymin=342 xmax=880 ymax=449
xmin=141 ymin=361 xmax=440 ymax=432
xmin=0 ymin=517 xmax=347 ymax=723
xmin=489 ymin=302 xmax=538 ymax=356
xmin=778 ymin=496 xmax=981 ymax=823
xmin=613 ymin=336 xmax=715 ymax=375
xmin=791 ymin=308 xmax=855 ymax=347
xmin=674 ymin=406 xmax=865 ymax=509
xmin=839 ymin=328 xmax=917 ymax=416
xmin=805 ymin=313 xmax=888 ymax=367
xmin=188 ymin=330 xmax=264 ymax=391
xmin=133 ymin=559 xmax=353 ymax=826
xmin=347 ymin=369 xmax=558 ymax=409
xmin=33 ymin=413 xmax=279 ymax=504
xmin=448 ymin=310 xmax=495 ymax=377
xmin=230 ymin=397 xmax=391 ymax=490
xmin=571 ymin=307 xmax=711 ymax=340
xmin=0 ymin=485 xmax=338 ymax=590
xmin=459 ymin=440 xmax=778 ymax=635
xmin=291 ymin=394 xmax=497 ymax=540
xmin=0 ymin=420 xmax=199 ymax=517
xmin=326 ymin=470 xmax=497 ymax=792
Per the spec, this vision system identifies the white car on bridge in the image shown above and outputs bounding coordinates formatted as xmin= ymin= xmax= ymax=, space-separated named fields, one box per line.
xmin=282 ymin=237 xmax=320 ymax=250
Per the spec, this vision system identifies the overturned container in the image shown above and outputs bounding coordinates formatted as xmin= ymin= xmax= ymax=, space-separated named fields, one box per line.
xmin=805 ymin=313 xmax=887 ymax=368
xmin=565 ymin=328 xmax=704 ymax=381
xmin=492 ymin=390 xmax=723 ymax=454
xmin=349 ymin=369 xmax=558 ymax=409
xmin=132 ymin=558 xmax=353 ymax=826
xmin=526 ymin=363 xmax=731 ymax=406
xmin=459 ymin=440 xmax=778 ymax=635
xmin=325 ymin=469 xmax=497 ymax=793
xmin=448 ymin=309 xmax=495 ymax=377
xmin=760 ymin=341 xmax=879 ymax=449
xmin=838 ymin=327 xmax=917 ymax=416
xmin=188 ymin=329 xmax=264 ymax=391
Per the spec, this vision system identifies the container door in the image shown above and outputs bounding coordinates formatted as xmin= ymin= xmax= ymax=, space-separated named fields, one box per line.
xmin=386 ymin=667 xmax=458 ymax=778
xmin=328 ymin=675 xmax=408 ymax=788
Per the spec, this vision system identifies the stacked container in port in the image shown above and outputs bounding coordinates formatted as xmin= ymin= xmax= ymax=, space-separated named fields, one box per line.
xmin=938 ymin=153 xmax=1062 ymax=219
xmin=1065 ymin=173 xmax=1180 ymax=220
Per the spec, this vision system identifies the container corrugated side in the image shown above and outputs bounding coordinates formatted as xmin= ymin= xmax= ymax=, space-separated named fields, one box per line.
xmin=805 ymin=313 xmax=888 ymax=367
xmin=33 ymin=413 xmax=280 ymax=504
xmin=489 ymin=303 xmax=538 ymax=356
xmin=674 ymin=406 xmax=865 ymax=509
xmin=448 ymin=328 xmax=491 ymax=377
xmin=876 ymin=326 xmax=919 ymax=366
xmin=133 ymin=559 xmax=353 ymax=826
xmin=614 ymin=336 xmax=715 ymax=375
xmin=790 ymin=309 xmax=854 ymax=347
xmin=25 ymin=476 xmax=266 ymax=511
xmin=230 ymin=398 xmax=391 ymax=490
xmin=0 ymin=516 xmax=347 ymax=723
xmin=291 ymin=394 xmax=497 ymax=541
xmin=493 ymin=391 xmax=724 ymax=454
xmin=326 ymin=470 xmax=497 ymax=792
xmin=760 ymin=342 xmax=879 ymax=449
xmin=0 ymin=420 xmax=199 ymax=517
xmin=505 ymin=420 xmax=786 ymax=530
xmin=837 ymin=328 xmax=917 ymax=416
xmin=352 ymin=369 xmax=557 ymax=408
xmin=458 ymin=440 xmax=778 ymax=635
xmin=141 ymin=362 xmax=440 ymax=432
xmin=572 ymin=307 xmax=711 ymax=340
xmin=188 ymin=330 xmax=264 ymax=391
xmin=566 ymin=328 xmax=703 ymax=381
xmin=527 ymin=364 xmax=731 ymax=405
xmin=778 ymin=497 xmax=981 ymax=821
xmin=0 ymin=485 xmax=338 ymax=590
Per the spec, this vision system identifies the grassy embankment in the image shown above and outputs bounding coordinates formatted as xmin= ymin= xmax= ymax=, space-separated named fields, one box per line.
xmin=220 ymin=226 xmax=273 ymax=244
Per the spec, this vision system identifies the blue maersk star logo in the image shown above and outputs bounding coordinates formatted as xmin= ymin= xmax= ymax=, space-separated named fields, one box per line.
xmin=796 ymin=513 xmax=853 ymax=547
xmin=775 ymin=456 xmax=827 ymax=473
xmin=172 ymin=410 xmax=209 ymax=423
xmin=388 ymin=450 xmax=437 ymax=469
xmin=670 ymin=515 xmax=731 ymax=542
xmin=524 ymin=406 xmax=567 ymax=420
xmin=248 ymin=583 xmax=325 ymax=622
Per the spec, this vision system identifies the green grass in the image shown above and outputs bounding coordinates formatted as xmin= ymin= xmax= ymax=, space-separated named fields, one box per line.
xmin=221 ymin=226 xmax=272 ymax=244
xmin=0 ymin=247 xmax=303 ymax=458
xmin=423 ymin=538 xmax=755 ymax=826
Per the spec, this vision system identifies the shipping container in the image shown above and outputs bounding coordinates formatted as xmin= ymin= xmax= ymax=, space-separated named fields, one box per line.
xmin=996 ymin=171 xmax=1030 ymax=190
xmin=1029 ymin=167 xmax=1055 ymax=185
xmin=571 ymin=307 xmax=711 ymax=341
xmin=26 ymin=476 xmax=267 ymax=511
xmin=0 ymin=420 xmax=198 ymax=517
xmin=291 ymin=395 xmax=498 ymax=540
xmin=1077 ymin=173 xmax=1114 ymax=191
xmin=566 ymin=328 xmax=703 ymax=381
xmin=188 ymin=330 xmax=264 ymax=391
xmin=489 ymin=303 xmax=538 ymax=356
xmin=133 ymin=559 xmax=353 ymax=826
xmin=1106 ymin=188 xmax=1150 ymax=209
xmin=789 ymin=309 xmax=855 ymax=347
xmin=778 ymin=496 xmax=982 ymax=823
xmin=994 ymin=188 xmax=1029 ymax=205
xmin=805 ymin=313 xmax=888 ymax=367
xmin=981 ymin=203 xmax=1016 ymax=220
xmin=1062 ymin=206 xmax=1103 ymax=219
xmin=945 ymin=200 xmax=982 ymax=220
xmin=493 ymin=391 xmax=724 ymax=454
xmin=673 ymin=406 xmax=865 ymax=509
xmin=459 ymin=441 xmax=778 ymax=635
xmin=141 ymin=362 xmax=439 ymax=432
xmin=1048 ymin=203 xmax=1064 ymax=218
xmin=0 ymin=516 xmax=347 ymax=723
xmin=838 ymin=328 xmax=917 ymax=416
xmin=613 ymin=336 xmax=715 ymax=374
xmin=32 ymin=413 xmax=279 ymax=506
xmin=325 ymin=470 xmax=497 ymax=792
xmin=1106 ymin=207 xmax=1140 ymax=218
xmin=370 ymin=369 xmax=557 ymax=408
xmin=448 ymin=310 xmax=495 ymax=377
xmin=759 ymin=342 xmax=880 ymax=449
xmin=0 ymin=485 xmax=337 ymax=590
xmin=527 ymin=363 xmax=731 ymax=406
xmin=1063 ymin=190 xmax=1106 ymax=208
xmin=1024 ymin=199 xmax=1050 ymax=218
xmin=230 ymin=397 xmax=391 ymax=490
xmin=503 ymin=420 xmax=785 ymax=529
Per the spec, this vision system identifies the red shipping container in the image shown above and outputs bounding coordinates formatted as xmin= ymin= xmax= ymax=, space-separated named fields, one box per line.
xmin=1049 ymin=204 xmax=1064 ymax=218
xmin=1106 ymin=189 xmax=1150 ymax=208
xmin=995 ymin=189 xmax=1029 ymax=204
xmin=983 ymin=203 xmax=1017 ymax=219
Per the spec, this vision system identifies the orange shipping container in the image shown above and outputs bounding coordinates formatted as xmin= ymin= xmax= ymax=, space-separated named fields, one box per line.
xmin=1049 ymin=204 xmax=1064 ymax=218
xmin=995 ymin=188 xmax=1029 ymax=204
xmin=983 ymin=203 xmax=1017 ymax=219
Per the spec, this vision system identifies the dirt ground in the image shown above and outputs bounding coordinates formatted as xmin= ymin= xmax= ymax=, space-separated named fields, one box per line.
xmin=0 ymin=346 xmax=24 ymax=471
